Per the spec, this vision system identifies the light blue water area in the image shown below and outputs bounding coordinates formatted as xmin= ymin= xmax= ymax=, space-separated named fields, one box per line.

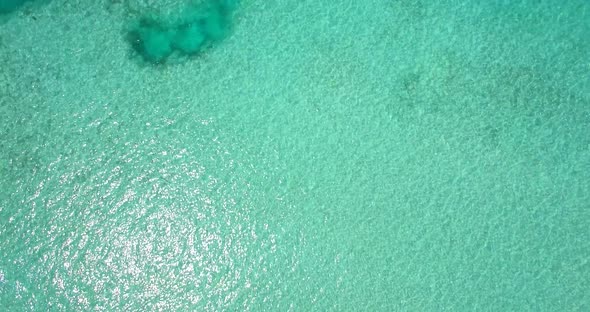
xmin=1 ymin=0 xmax=589 ymax=310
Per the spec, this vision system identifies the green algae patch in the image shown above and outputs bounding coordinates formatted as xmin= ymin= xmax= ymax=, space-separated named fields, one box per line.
xmin=126 ymin=0 xmax=238 ymax=65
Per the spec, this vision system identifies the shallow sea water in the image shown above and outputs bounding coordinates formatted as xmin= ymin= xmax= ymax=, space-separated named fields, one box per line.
xmin=1 ymin=0 xmax=589 ymax=310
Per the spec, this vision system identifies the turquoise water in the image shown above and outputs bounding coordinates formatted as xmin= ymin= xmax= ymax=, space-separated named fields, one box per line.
xmin=0 ymin=0 xmax=35 ymax=14
xmin=1 ymin=0 xmax=589 ymax=310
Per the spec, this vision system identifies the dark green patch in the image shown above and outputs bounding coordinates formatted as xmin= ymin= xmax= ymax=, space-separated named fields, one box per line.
xmin=0 ymin=0 xmax=31 ymax=14
xmin=126 ymin=0 xmax=238 ymax=65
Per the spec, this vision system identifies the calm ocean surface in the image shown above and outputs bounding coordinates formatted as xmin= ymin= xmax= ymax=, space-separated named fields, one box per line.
xmin=1 ymin=0 xmax=589 ymax=310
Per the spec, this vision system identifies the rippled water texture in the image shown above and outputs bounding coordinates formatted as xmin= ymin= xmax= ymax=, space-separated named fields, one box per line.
xmin=1 ymin=0 xmax=589 ymax=310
